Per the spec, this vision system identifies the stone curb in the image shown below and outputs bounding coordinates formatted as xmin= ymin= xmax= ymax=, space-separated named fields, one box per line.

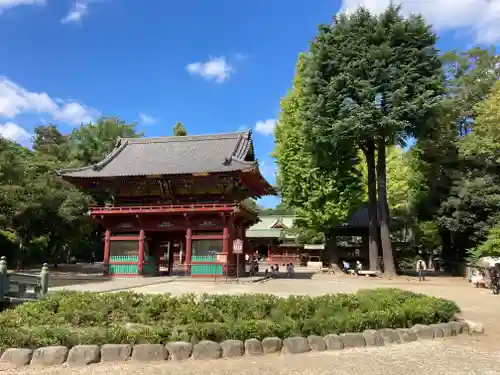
xmin=0 ymin=321 xmax=481 ymax=367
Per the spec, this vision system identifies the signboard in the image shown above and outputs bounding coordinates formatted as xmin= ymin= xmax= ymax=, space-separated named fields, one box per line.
xmin=232 ymin=239 xmax=243 ymax=254
xmin=216 ymin=253 xmax=227 ymax=263
xmin=117 ymin=223 xmax=133 ymax=229
xmin=158 ymin=221 xmax=174 ymax=228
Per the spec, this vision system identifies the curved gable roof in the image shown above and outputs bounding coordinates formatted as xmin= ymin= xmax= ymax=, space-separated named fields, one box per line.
xmin=58 ymin=129 xmax=259 ymax=178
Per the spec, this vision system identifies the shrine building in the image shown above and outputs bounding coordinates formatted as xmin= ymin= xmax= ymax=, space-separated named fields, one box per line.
xmin=57 ymin=130 xmax=275 ymax=277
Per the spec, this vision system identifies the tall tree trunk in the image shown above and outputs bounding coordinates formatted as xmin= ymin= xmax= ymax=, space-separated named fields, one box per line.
xmin=16 ymin=237 xmax=24 ymax=271
xmin=362 ymin=140 xmax=380 ymax=271
xmin=376 ymin=140 xmax=397 ymax=275
xmin=439 ymin=227 xmax=453 ymax=274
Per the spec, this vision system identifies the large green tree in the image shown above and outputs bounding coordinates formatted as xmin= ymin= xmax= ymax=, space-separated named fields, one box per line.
xmin=411 ymin=47 xmax=500 ymax=268
xmin=70 ymin=117 xmax=141 ymax=166
xmin=437 ymin=81 xmax=500 ymax=264
xmin=299 ymin=5 xmax=444 ymax=274
xmin=33 ymin=125 xmax=71 ymax=162
xmin=274 ymin=54 xmax=363 ymax=265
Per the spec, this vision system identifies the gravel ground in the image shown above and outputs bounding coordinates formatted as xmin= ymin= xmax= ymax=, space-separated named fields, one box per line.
xmin=1 ymin=340 xmax=499 ymax=375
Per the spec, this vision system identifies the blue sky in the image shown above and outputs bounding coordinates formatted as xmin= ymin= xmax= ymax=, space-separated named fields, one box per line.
xmin=0 ymin=0 xmax=499 ymax=208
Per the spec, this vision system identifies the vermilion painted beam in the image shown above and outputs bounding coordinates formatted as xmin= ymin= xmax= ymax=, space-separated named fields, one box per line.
xmin=110 ymin=236 xmax=140 ymax=241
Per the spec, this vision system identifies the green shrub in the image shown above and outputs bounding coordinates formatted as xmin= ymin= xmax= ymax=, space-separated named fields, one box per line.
xmin=0 ymin=288 xmax=460 ymax=350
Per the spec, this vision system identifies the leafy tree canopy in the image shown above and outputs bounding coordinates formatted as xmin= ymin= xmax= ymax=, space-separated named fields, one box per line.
xmin=0 ymin=117 xmax=140 ymax=268
xmin=273 ymin=54 xmax=363 ymax=234
xmin=173 ymin=122 xmax=188 ymax=136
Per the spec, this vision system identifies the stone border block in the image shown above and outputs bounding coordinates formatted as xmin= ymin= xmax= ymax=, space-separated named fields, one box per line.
xmin=463 ymin=320 xmax=484 ymax=335
xmin=307 ymin=335 xmax=326 ymax=351
xmin=431 ymin=323 xmax=451 ymax=337
xmin=192 ymin=340 xmax=222 ymax=360
xmin=0 ymin=318 xmax=482 ymax=366
xmin=396 ymin=328 xmax=418 ymax=343
xmin=339 ymin=333 xmax=366 ymax=348
xmin=220 ymin=340 xmax=244 ymax=358
xmin=31 ymin=346 xmax=69 ymax=366
xmin=428 ymin=324 xmax=444 ymax=338
xmin=449 ymin=321 xmax=464 ymax=336
xmin=282 ymin=337 xmax=310 ymax=354
xmin=324 ymin=334 xmax=343 ymax=350
xmin=244 ymin=338 xmax=263 ymax=356
xmin=411 ymin=324 xmax=434 ymax=340
xmin=67 ymin=345 xmax=101 ymax=366
xmin=363 ymin=330 xmax=384 ymax=347
xmin=166 ymin=341 xmax=193 ymax=361
xmin=0 ymin=348 xmax=33 ymax=366
xmin=378 ymin=328 xmax=402 ymax=344
xmin=100 ymin=344 xmax=132 ymax=362
xmin=262 ymin=337 xmax=282 ymax=354
xmin=131 ymin=344 xmax=167 ymax=362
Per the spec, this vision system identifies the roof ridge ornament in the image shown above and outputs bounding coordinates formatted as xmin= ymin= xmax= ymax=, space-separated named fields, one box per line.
xmin=92 ymin=138 xmax=129 ymax=171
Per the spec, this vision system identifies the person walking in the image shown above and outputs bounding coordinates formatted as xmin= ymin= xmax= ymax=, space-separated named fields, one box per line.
xmin=416 ymin=258 xmax=427 ymax=281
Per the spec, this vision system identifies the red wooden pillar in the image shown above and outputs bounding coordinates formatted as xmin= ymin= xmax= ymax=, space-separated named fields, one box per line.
xmin=185 ymin=227 xmax=192 ymax=274
xmin=103 ymin=230 xmax=111 ymax=275
xmin=222 ymin=225 xmax=230 ymax=276
xmin=268 ymin=243 xmax=272 ymax=262
xmin=138 ymin=229 xmax=145 ymax=274
xmin=222 ymin=226 xmax=229 ymax=254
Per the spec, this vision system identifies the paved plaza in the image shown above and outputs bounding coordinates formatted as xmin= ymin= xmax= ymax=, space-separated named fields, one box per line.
xmin=4 ymin=271 xmax=500 ymax=374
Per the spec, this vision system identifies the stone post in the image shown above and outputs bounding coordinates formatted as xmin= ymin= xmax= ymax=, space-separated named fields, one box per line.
xmin=0 ymin=256 xmax=7 ymax=303
xmin=40 ymin=263 xmax=49 ymax=296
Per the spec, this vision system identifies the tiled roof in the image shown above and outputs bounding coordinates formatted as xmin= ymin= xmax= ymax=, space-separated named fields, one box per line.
xmin=246 ymin=215 xmax=296 ymax=239
xmin=58 ymin=129 xmax=259 ymax=178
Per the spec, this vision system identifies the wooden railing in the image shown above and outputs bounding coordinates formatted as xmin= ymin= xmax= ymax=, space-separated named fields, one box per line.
xmin=90 ymin=203 xmax=237 ymax=215
xmin=0 ymin=257 xmax=49 ymax=308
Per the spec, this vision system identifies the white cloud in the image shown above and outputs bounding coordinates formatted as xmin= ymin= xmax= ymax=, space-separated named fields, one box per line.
xmin=0 ymin=122 xmax=32 ymax=144
xmin=139 ymin=112 xmax=157 ymax=124
xmin=186 ymin=57 xmax=233 ymax=83
xmin=0 ymin=0 xmax=44 ymax=13
xmin=340 ymin=0 xmax=500 ymax=43
xmin=254 ymin=119 xmax=277 ymax=136
xmin=61 ymin=2 xmax=88 ymax=24
xmin=0 ymin=76 xmax=99 ymax=125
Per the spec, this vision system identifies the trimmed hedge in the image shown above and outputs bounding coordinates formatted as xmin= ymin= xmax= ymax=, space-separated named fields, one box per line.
xmin=0 ymin=288 xmax=460 ymax=349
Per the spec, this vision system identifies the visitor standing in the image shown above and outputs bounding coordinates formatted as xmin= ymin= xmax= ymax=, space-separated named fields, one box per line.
xmin=286 ymin=263 xmax=294 ymax=277
xmin=355 ymin=260 xmax=362 ymax=275
xmin=416 ymin=258 xmax=427 ymax=281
